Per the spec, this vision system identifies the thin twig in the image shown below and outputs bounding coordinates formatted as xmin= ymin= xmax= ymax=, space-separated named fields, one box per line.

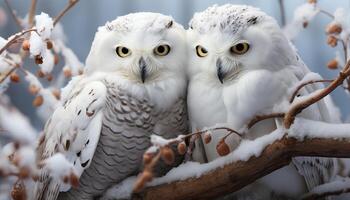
xmin=4 ymin=0 xmax=23 ymax=29
xmin=319 ymin=9 xmax=334 ymax=19
xmin=184 ymin=133 xmax=201 ymax=162
xmin=28 ymin=0 xmax=37 ymax=26
xmin=284 ymin=60 xmax=350 ymax=128
xmin=0 ymin=28 xmax=37 ymax=55
xmin=0 ymin=66 xmax=17 ymax=83
xmin=289 ymin=79 xmax=334 ymax=103
xmin=53 ymin=0 xmax=79 ymax=26
xmin=278 ymin=0 xmax=286 ymax=27
xmin=247 ymin=113 xmax=285 ymax=129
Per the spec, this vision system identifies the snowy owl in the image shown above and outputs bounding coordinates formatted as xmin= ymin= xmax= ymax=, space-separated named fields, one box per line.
xmin=34 ymin=12 xmax=188 ymax=200
xmin=188 ymin=4 xmax=341 ymax=199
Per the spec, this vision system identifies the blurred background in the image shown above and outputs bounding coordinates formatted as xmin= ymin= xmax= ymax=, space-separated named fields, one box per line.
xmin=0 ymin=0 xmax=349 ymax=129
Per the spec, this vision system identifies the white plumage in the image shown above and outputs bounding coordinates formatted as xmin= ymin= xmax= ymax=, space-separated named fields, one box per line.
xmin=188 ymin=4 xmax=341 ymax=199
xmin=34 ymin=12 xmax=188 ymax=200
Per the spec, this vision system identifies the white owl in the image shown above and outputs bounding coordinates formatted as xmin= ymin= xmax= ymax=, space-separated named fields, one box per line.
xmin=188 ymin=4 xmax=342 ymax=199
xmin=33 ymin=13 xmax=188 ymax=200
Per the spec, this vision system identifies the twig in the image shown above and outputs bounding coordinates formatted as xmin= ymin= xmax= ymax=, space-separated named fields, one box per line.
xmin=28 ymin=0 xmax=37 ymax=26
xmin=289 ymin=79 xmax=334 ymax=103
xmin=53 ymin=0 xmax=80 ymax=26
xmin=0 ymin=66 xmax=17 ymax=83
xmin=278 ymin=0 xmax=286 ymax=27
xmin=4 ymin=0 xmax=23 ymax=29
xmin=0 ymin=28 xmax=37 ymax=55
xmin=184 ymin=133 xmax=201 ymax=162
xmin=247 ymin=113 xmax=285 ymax=129
xmin=284 ymin=60 xmax=350 ymax=128
xmin=319 ymin=9 xmax=334 ymax=19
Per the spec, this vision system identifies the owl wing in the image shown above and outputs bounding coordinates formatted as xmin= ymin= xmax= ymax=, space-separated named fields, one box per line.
xmin=287 ymin=56 xmax=339 ymax=191
xmin=34 ymin=80 xmax=107 ymax=200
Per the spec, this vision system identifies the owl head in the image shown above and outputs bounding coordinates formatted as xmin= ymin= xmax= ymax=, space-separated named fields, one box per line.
xmin=187 ymin=4 xmax=297 ymax=84
xmin=85 ymin=13 xmax=187 ymax=84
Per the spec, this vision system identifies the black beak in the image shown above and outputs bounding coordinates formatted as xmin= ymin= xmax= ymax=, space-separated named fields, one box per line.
xmin=139 ymin=57 xmax=147 ymax=83
xmin=216 ymin=59 xmax=225 ymax=84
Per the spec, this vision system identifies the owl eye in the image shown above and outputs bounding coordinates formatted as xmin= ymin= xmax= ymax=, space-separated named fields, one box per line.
xmin=116 ymin=46 xmax=131 ymax=57
xmin=154 ymin=45 xmax=171 ymax=56
xmin=196 ymin=45 xmax=208 ymax=57
xmin=230 ymin=42 xmax=250 ymax=55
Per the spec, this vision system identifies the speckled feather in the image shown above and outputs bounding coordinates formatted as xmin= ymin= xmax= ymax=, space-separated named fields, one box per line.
xmin=58 ymin=80 xmax=187 ymax=199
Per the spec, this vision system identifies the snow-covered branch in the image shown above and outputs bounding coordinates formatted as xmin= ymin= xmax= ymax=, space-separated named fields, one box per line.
xmin=134 ymin=119 xmax=350 ymax=200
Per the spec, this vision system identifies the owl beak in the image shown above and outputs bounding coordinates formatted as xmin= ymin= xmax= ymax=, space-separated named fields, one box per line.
xmin=139 ymin=57 xmax=147 ymax=83
xmin=216 ymin=58 xmax=225 ymax=84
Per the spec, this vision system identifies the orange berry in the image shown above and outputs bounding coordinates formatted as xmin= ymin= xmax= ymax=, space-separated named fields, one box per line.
xmin=69 ymin=173 xmax=79 ymax=188
xmin=11 ymin=179 xmax=27 ymax=200
xmin=177 ymin=141 xmax=186 ymax=155
xmin=204 ymin=132 xmax=212 ymax=144
xmin=52 ymin=89 xmax=60 ymax=100
xmin=22 ymin=40 xmax=30 ymax=51
xmin=10 ymin=73 xmax=20 ymax=83
xmin=308 ymin=0 xmax=317 ymax=3
xmin=33 ymin=95 xmax=44 ymax=107
xmin=327 ymin=35 xmax=337 ymax=47
xmin=326 ymin=24 xmax=342 ymax=34
xmin=160 ymin=146 xmax=175 ymax=165
xmin=63 ymin=68 xmax=72 ymax=77
xmin=143 ymin=153 xmax=153 ymax=165
xmin=46 ymin=74 xmax=53 ymax=82
xmin=54 ymin=54 xmax=59 ymax=65
xmin=327 ymin=59 xmax=338 ymax=70
xmin=216 ymin=139 xmax=230 ymax=156
xmin=28 ymin=85 xmax=40 ymax=95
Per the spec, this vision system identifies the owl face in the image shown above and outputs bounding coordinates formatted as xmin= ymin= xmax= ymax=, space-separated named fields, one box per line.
xmin=187 ymin=4 xmax=295 ymax=84
xmin=85 ymin=13 xmax=187 ymax=84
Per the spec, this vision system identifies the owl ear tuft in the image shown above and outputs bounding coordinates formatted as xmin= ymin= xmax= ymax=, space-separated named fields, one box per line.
xmin=166 ymin=20 xmax=173 ymax=29
xmin=247 ymin=16 xmax=258 ymax=25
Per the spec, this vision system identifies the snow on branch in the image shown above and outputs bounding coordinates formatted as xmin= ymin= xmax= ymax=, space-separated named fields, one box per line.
xmin=133 ymin=119 xmax=350 ymax=200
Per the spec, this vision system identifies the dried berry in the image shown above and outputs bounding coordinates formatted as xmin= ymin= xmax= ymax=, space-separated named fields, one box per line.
xmin=35 ymin=55 xmax=43 ymax=64
xmin=216 ymin=139 xmax=230 ymax=156
xmin=143 ymin=153 xmax=153 ymax=165
xmin=327 ymin=35 xmax=337 ymax=47
xmin=11 ymin=179 xmax=27 ymax=200
xmin=10 ymin=73 xmax=20 ymax=83
xmin=326 ymin=24 xmax=342 ymax=34
xmin=177 ymin=141 xmax=186 ymax=155
xmin=22 ymin=40 xmax=30 ymax=51
xmin=327 ymin=59 xmax=338 ymax=70
xmin=29 ymin=85 xmax=40 ymax=95
xmin=63 ymin=68 xmax=72 ymax=77
xmin=33 ymin=95 xmax=44 ymax=107
xmin=46 ymin=40 xmax=53 ymax=49
xmin=204 ymin=132 xmax=212 ymax=144
xmin=160 ymin=146 xmax=175 ymax=165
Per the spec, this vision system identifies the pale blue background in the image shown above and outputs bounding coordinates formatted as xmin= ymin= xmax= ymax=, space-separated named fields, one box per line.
xmin=1 ymin=0 xmax=349 ymax=127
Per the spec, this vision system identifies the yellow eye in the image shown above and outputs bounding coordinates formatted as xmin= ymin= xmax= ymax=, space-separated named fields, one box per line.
xmin=196 ymin=45 xmax=208 ymax=57
xmin=116 ymin=46 xmax=131 ymax=57
xmin=230 ymin=43 xmax=250 ymax=55
xmin=154 ymin=45 xmax=171 ymax=56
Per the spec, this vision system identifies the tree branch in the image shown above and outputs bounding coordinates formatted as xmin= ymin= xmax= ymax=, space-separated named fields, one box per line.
xmin=284 ymin=60 xmax=350 ymax=128
xmin=135 ymin=136 xmax=350 ymax=200
xmin=53 ymin=0 xmax=79 ymax=26
xmin=289 ymin=79 xmax=334 ymax=103
xmin=4 ymin=0 xmax=23 ymax=29
xmin=28 ymin=0 xmax=37 ymax=26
